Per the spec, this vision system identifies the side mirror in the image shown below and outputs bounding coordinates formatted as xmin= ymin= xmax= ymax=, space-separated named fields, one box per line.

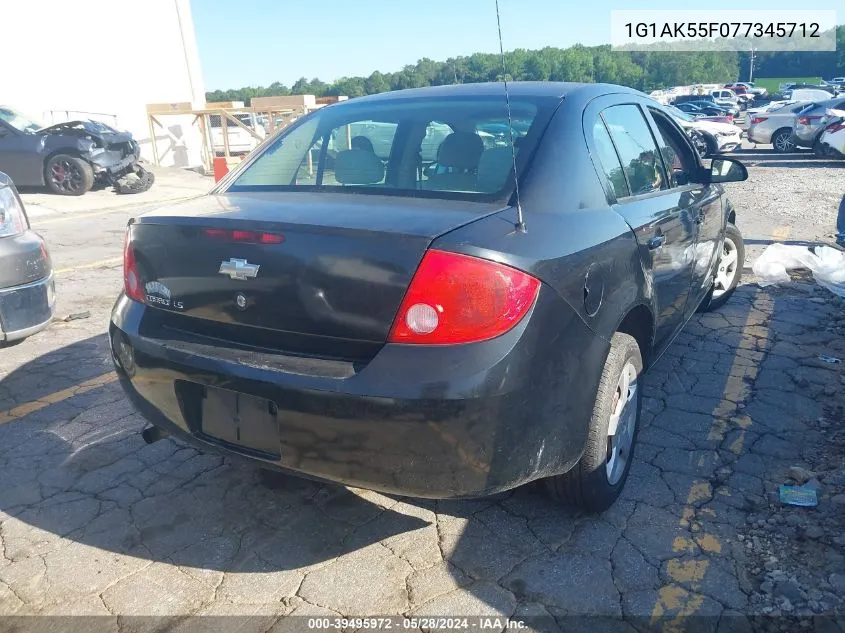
xmin=704 ymin=157 xmax=748 ymax=184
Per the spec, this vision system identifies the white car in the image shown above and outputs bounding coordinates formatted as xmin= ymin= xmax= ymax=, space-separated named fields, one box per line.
xmin=210 ymin=113 xmax=266 ymax=155
xmin=784 ymin=88 xmax=835 ymax=103
xmin=747 ymin=100 xmax=797 ymax=116
xmin=648 ymin=90 xmax=671 ymax=105
xmin=819 ymin=109 xmax=845 ymax=157
xmin=668 ymin=106 xmax=743 ymax=155
xmin=740 ymin=82 xmax=768 ymax=98
xmin=711 ymin=89 xmax=744 ymax=110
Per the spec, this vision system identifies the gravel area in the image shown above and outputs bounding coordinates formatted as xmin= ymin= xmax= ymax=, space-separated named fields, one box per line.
xmin=724 ymin=142 xmax=845 ymax=246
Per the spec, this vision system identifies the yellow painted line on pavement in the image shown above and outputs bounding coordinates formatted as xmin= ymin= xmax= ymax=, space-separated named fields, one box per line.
xmin=54 ymin=257 xmax=123 ymax=275
xmin=650 ymin=225 xmax=790 ymax=630
xmin=32 ymin=208 xmax=135 ymax=225
xmin=0 ymin=372 xmax=117 ymax=426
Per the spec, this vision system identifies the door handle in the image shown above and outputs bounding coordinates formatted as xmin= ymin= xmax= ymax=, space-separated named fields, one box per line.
xmin=647 ymin=235 xmax=666 ymax=250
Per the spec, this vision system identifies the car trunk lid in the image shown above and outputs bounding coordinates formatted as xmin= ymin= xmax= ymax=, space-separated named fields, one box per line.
xmin=130 ymin=192 xmax=504 ymax=360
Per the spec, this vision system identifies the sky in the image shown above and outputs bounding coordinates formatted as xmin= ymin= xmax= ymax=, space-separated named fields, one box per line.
xmin=192 ymin=0 xmax=840 ymax=91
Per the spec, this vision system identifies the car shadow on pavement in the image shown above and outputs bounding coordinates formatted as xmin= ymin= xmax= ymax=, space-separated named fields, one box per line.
xmin=1 ymin=280 xmax=843 ymax=626
xmin=0 ymin=333 xmax=427 ymax=576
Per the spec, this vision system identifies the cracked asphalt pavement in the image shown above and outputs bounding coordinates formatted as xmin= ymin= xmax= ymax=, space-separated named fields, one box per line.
xmin=1 ymin=156 xmax=844 ymax=632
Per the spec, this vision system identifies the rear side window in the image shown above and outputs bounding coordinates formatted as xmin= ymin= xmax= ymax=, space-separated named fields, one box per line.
xmin=601 ymin=105 xmax=667 ymax=196
xmin=591 ymin=119 xmax=628 ymax=199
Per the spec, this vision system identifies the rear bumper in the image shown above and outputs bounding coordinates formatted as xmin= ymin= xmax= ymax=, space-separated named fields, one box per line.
xmin=0 ymin=273 xmax=55 ymax=342
xmin=109 ymin=286 xmax=608 ymax=498
xmin=746 ymin=128 xmax=769 ymax=144
xmin=791 ymin=129 xmax=819 ymax=148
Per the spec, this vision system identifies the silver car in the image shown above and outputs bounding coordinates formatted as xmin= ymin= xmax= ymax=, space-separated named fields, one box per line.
xmin=792 ymin=97 xmax=845 ymax=152
xmin=0 ymin=172 xmax=55 ymax=344
xmin=747 ymin=101 xmax=811 ymax=152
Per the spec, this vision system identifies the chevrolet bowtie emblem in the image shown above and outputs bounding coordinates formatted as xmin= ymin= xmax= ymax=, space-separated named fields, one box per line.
xmin=219 ymin=258 xmax=260 ymax=280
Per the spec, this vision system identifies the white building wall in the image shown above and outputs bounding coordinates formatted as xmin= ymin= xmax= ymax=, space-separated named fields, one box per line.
xmin=0 ymin=0 xmax=206 ymax=168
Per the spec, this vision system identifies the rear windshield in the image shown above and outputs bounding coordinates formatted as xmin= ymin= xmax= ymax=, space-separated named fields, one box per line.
xmin=225 ymin=95 xmax=557 ymax=201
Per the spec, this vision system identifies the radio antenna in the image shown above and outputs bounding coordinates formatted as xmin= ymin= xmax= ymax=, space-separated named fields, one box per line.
xmin=494 ymin=0 xmax=525 ymax=232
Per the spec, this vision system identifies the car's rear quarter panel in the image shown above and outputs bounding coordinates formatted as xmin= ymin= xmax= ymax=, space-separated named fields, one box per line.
xmin=433 ymin=91 xmax=649 ymax=478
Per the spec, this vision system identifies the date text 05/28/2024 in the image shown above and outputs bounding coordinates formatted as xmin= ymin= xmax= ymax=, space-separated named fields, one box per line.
xmin=307 ymin=618 xmax=527 ymax=630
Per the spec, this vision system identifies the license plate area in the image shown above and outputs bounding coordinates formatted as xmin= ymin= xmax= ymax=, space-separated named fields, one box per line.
xmin=199 ymin=386 xmax=280 ymax=460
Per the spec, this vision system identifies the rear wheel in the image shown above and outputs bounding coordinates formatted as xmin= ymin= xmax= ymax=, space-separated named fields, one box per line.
xmin=45 ymin=154 xmax=94 ymax=196
xmin=544 ymin=332 xmax=642 ymax=513
xmin=772 ymin=129 xmax=795 ymax=153
xmin=698 ymin=223 xmax=744 ymax=312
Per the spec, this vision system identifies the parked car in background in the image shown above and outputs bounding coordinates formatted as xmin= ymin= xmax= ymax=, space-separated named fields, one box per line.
xmin=783 ymin=87 xmax=835 ymax=102
xmin=110 ymin=82 xmax=748 ymax=512
xmin=818 ymin=109 xmax=845 ymax=158
xmin=648 ymin=90 xmax=671 ymax=105
xmin=0 ymin=172 xmax=54 ymax=344
xmin=210 ymin=113 xmax=266 ymax=156
xmin=747 ymin=100 xmax=797 ymax=116
xmin=0 ymin=106 xmax=152 ymax=196
xmin=674 ymin=102 xmax=734 ymax=122
xmin=711 ymin=89 xmax=744 ymax=111
xmin=668 ymin=106 xmax=743 ymax=155
xmin=746 ymin=101 xmax=812 ymax=152
xmin=674 ymin=95 xmax=741 ymax=117
xmin=723 ymin=84 xmax=755 ymax=106
xmin=791 ymin=98 xmax=845 ymax=153
xmin=740 ymin=82 xmax=768 ymax=98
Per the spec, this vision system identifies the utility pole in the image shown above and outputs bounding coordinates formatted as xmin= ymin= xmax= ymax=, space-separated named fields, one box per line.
xmin=749 ymin=46 xmax=755 ymax=83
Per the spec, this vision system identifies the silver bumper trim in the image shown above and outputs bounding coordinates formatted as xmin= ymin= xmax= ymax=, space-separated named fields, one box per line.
xmin=0 ymin=273 xmax=55 ymax=342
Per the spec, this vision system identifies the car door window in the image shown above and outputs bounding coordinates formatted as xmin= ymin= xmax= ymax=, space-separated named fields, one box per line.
xmin=601 ymin=105 xmax=667 ymax=196
xmin=648 ymin=109 xmax=698 ymax=188
xmin=591 ymin=118 xmax=629 ymax=199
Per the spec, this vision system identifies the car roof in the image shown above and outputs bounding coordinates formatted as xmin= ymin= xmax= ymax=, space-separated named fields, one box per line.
xmin=339 ymin=82 xmax=642 ymax=104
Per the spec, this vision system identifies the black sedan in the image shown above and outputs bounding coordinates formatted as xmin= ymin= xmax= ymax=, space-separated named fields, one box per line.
xmin=0 ymin=172 xmax=55 ymax=343
xmin=110 ymin=82 xmax=747 ymax=511
xmin=674 ymin=102 xmax=734 ymax=119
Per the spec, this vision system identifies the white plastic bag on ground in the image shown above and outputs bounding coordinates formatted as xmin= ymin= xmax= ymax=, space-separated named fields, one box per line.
xmin=752 ymin=243 xmax=845 ymax=297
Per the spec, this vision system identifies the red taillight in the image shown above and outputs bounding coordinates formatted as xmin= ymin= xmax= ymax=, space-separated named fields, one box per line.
xmin=726 ymin=114 xmax=734 ymax=122
xmin=123 ymin=229 xmax=144 ymax=302
xmin=828 ymin=123 xmax=845 ymax=133
xmin=750 ymin=116 xmax=767 ymax=125
xmin=203 ymin=228 xmax=284 ymax=244
xmin=388 ymin=250 xmax=541 ymax=345
xmin=798 ymin=115 xmax=821 ymax=125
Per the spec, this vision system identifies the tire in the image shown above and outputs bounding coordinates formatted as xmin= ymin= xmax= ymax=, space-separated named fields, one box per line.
xmin=772 ymin=129 xmax=795 ymax=153
xmin=115 ymin=166 xmax=155 ymax=195
xmin=544 ymin=332 xmax=643 ymax=513
xmin=698 ymin=223 xmax=744 ymax=313
xmin=45 ymin=154 xmax=94 ymax=196
xmin=704 ymin=134 xmax=718 ymax=157
xmin=690 ymin=131 xmax=710 ymax=158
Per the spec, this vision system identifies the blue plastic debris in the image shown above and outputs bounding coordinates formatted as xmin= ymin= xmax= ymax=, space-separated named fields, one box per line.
xmin=779 ymin=484 xmax=818 ymax=507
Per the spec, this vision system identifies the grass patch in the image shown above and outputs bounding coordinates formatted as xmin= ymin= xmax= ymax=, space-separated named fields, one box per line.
xmin=754 ymin=77 xmax=822 ymax=94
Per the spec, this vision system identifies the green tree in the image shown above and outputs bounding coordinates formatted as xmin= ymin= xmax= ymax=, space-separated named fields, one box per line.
xmin=207 ymin=25 xmax=844 ymax=103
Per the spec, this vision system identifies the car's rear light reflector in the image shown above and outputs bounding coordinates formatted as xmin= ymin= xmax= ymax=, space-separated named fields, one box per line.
xmin=203 ymin=228 xmax=285 ymax=244
xmin=123 ymin=228 xmax=144 ymax=303
xmin=388 ymin=249 xmax=541 ymax=345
